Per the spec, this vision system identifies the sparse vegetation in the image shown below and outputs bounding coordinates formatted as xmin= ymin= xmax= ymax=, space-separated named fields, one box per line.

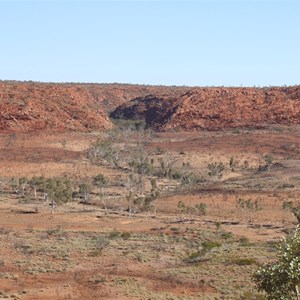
xmin=254 ymin=226 xmax=300 ymax=299
xmin=0 ymin=102 xmax=299 ymax=299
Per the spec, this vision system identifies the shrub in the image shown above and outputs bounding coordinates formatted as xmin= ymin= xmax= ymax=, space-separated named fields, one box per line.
xmin=230 ymin=257 xmax=257 ymax=266
xmin=240 ymin=291 xmax=266 ymax=300
xmin=207 ymin=161 xmax=225 ymax=178
xmin=202 ymin=241 xmax=221 ymax=251
xmin=109 ymin=231 xmax=120 ymax=239
xmin=90 ymin=235 xmax=110 ymax=256
xmin=220 ymin=231 xmax=234 ymax=239
xmin=121 ymin=232 xmax=131 ymax=240
xmin=254 ymin=226 xmax=300 ymax=299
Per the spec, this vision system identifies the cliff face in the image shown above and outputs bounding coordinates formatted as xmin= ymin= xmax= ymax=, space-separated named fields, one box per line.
xmin=110 ymin=86 xmax=300 ymax=131
xmin=0 ymin=82 xmax=112 ymax=132
xmin=0 ymin=82 xmax=299 ymax=132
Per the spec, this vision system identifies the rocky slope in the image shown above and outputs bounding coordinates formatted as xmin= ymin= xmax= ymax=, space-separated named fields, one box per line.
xmin=0 ymin=81 xmax=299 ymax=132
xmin=0 ymin=82 xmax=112 ymax=132
xmin=82 ymin=83 xmax=190 ymax=113
xmin=111 ymin=86 xmax=300 ymax=131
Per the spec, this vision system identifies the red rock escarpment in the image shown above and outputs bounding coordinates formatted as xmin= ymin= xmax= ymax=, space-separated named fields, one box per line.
xmin=110 ymin=86 xmax=300 ymax=131
xmin=0 ymin=82 xmax=112 ymax=132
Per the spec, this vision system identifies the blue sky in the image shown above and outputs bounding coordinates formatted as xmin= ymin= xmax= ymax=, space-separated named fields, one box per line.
xmin=0 ymin=1 xmax=299 ymax=86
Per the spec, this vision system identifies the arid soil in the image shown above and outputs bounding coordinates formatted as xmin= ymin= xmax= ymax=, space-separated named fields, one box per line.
xmin=0 ymin=81 xmax=300 ymax=299
xmin=0 ymin=125 xmax=300 ymax=299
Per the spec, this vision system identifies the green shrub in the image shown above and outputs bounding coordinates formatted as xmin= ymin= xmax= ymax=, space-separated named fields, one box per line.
xmin=202 ymin=241 xmax=221 ymax=251
xmin=239 ymin=236 xmax=251 ymax=246
xmin=230 ymin=257 xmax=257 ymax=266
xmin=109 ymin=231 xmax=120 ymax=239
xmin=121 ymin=232 xmax=131 ymax=240
xmin=220 ymin=231 xmax=234 ymax=239
xmin=240 ymin=291 xmax=266 ymax=300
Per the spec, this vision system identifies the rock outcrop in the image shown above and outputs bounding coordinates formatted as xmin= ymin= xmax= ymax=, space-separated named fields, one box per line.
xmin=0 ymin=82 xmax=112 ymax=132
xmin=110 ymin=86 xmax=300 ymax=131
xmin=1 ymin=81 xmax=299 ymax=132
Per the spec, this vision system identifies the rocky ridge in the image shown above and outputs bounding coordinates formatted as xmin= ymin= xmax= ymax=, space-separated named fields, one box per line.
xmin=111 ymin=86 xmax=300 ymax=131
xmin=0 ymin=82 xmax=112 ymax=132
xmin=0 ymin=81 xmax=299 ymax=132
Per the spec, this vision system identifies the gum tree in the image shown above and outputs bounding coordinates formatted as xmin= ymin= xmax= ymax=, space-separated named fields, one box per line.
xmin=93 ymin=174 xmax=108 ymax=214
xmin=254 ymin=226 xmax=300 ymax=300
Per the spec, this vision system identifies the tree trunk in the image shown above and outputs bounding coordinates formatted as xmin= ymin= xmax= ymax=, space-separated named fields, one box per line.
xmin=295 ymin=285 xmax=300 ymax=300
xmin=100 ymin=187 xmax=107 ymax=215
xmin=51 ymin=199 xmax=55 ymax=214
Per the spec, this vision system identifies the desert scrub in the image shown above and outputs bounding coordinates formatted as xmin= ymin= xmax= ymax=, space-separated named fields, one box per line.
xmin=113 ymin=276 xmax=203 ymax=300
xmin=186 ymin=251 xmax=208 ymax=264
xmin=0 ymin=273 xmax=18 ymax=280
xmin=108 ymin=230 xmax=120 ymax=239
xmin=201 ymin=240 xmax=221 ymax=252
xmin=240 ymin=291 xmax=266 ymax=299
xmin=239 ymin=236 xmax=250 ymax=246
xmin=228 ymin=257 xmax=257 ymax=266
xmin=120 ymin=231 xmax=131 ymax=240
xmin=220 ymin=231 xmax=234 ymax=240
xmin=89 ymin=235 xmax=110 ymax=256
xmin=132 ymin=251 xmax=150 ymax=263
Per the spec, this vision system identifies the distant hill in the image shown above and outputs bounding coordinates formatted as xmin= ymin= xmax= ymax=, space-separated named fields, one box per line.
xmin=0 ymin=81 xmax=299 ymax=132
xmin=111 ymin=86 xmax=300 ymax=131
xmin=0 ymin=82 xmax=112 ymax=132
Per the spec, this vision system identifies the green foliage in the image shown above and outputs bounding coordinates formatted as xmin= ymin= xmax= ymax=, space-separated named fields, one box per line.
xmin=108 ymin=231 xmax=120 ymax=239
xmin=79 ymin=182 xmax=91 ymax=194
xmin=128 ymin=155 xmax=153 ymax=175
xmin=29 ymin=176 xmax=46 ymax=190
xmin=143 ymin=178 xmax=160 ymax=211
xmin=220 ymin=231 xmax=234 ymax=239
xmin=263 ymin=155 xmax=274 ymax=166
xmin=90 ymin=235 xmax=110 ymax=256
xmin=281 ymin=201 xmax=300 ymax=224
xmin=120 ymin=232 xmax=131 ymax=240
xmin=93 ymin=174 xmax=107 ymax=188
xmin=9 ymin=177 xmax=19 ymax=192
xmin=186 ymin=251 xmax=202 ymax=263
xmin=207 ymin=161 xmax=225 ymax=178
xmin=237 ymin=198 xmax=263 ymax=211
xmin=283 ymin=201 xmax=294 ymax=210
xmin=230 ymin=257 xmax=257 ymax=266
xmin=177 ymin=200 xmax=186 ymax=212
xmin=240 ymin=291 xmax=266 ymax=300
xmin=111 ymin=118 xmax=146 ymax=131
xmin=45 ymin=178 xmax=73 ymax=205
xmin=78 ymin=182 xmax=92 ymax=206
xmin=179 ymin=171 xmax=197 ymax=188
xmin=195 ymin=202 xmax=207 ymax=216
xmin=215 ymin=221 xmax=222 ymax=230
xmin=239 ymin=236 xmax=251 ymax=246
xmin=157 ymin=157 xmax=175 ymax=178
xmin=254 ymin=226 xmax=300 ymax=299
xmin=201 ymin=240 xmax=221 ymax=251
xmin=229 ymin=156 xmax=238 ymax=171
xmin=154 ymin=146 xmax=165 ymax=155
xmin=177 ymin=201 xmax=207 ymax=222
xmin=88 ymin=140 xmax=121 ymax=169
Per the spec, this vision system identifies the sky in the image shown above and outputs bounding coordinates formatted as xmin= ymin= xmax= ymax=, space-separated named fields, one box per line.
xmin=0 ymin=1 xmax=299 ymax=86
